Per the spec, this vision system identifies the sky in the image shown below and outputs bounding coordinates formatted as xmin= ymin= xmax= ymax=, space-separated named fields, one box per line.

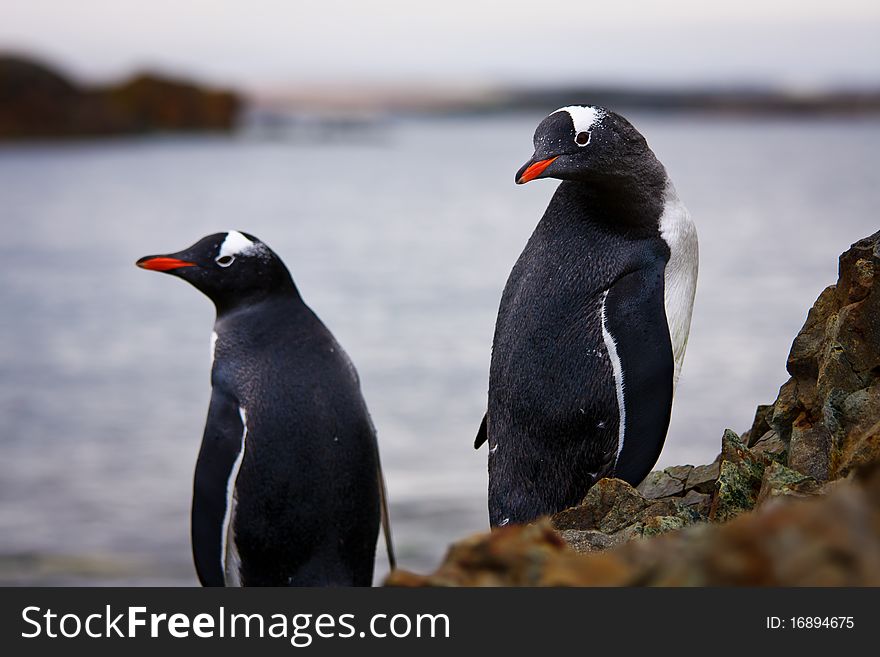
xmin=1 ymin=0 xmax=879 ymax=91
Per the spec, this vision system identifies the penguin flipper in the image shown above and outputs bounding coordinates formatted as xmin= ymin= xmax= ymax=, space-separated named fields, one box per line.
xmin=602 ymin=263 xmax=675 ymax=485
xmin=473 ymin=413 xmax=488 ymax=449
xmin=192 ymin=386 xmax=246 ymax=587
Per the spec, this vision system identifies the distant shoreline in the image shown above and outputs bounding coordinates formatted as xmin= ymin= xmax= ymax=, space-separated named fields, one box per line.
xmin=487 ymin=85 xmax=880 ymax=118
xmin=251 ymin=82 xmax=880 ymax=118
xmin=3 ymin=53 xmax=880 ymax=142
xmin=0 ymin=54 xmax=241 ymax=140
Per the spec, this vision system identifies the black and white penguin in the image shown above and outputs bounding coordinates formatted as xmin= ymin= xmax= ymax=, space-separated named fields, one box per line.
xmin=137 ymin=231 xmax=394 ymax=586
xmin=475 ymin=106 xmax=698 ymax=527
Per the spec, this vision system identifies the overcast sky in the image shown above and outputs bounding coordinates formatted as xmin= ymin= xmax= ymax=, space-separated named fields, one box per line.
xmin=2 ymin=1 xmax=879 ymax=90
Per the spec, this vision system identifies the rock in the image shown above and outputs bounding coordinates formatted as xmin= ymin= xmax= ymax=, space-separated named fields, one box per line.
xmin=637 ymin=470 xmax=683 ymax=499
xmin=550 ymin=480 xmax=702 ymax=554
xmin=639 ymin=515 xmax=690 ymax=538
xmin=710 ymin=461 xmax=757 ymax=523
xmin=386 ymin=521 xmax=636 ymax=587
xmin=709 ymin=430 xmax=770 ymax=523
xmin=761 ymin=231 xmax=880 ymax=481
xmin=722 ymin=230 xmax=880 ymax=501
xmin=680 ymin=489 xmax=712 ymax=517
xmin=788 ymin=423 xmax=832 ymax=481
xmin=837 ymin=420 xmax=880 ymax=477
xmin=756 ymin=462 xmax=821 ymax=506
xmin=768 ymin=379 xmax=802 ymax=444
xmin=786 ymin=286 xmax=837 ymax=383
xmin=664 ymin=464 xmax=694 ymax=482
xmin=386 ymin=462 xmax=880 ymax=586
xmin=558 ymin=529 xmax=619 ymax=552
xmin=744 ymin=404 xmax=774 ymax=447
xmin=551 ymin=478 xmax=647 ymax=532
xmin=749 ymin=430 xmax=788 ymax=463
xmin=840 ymin=384 xmax=880 ymax=441
xmin=641 ymin=498 xmax=681 ymax=518
xmin=685 ymin=462 xmax=721 ymax=493
xmin=719 ymin=429 xmax=753 ymax=462
xmin=637 ymin=465 xmax=693 ymax=499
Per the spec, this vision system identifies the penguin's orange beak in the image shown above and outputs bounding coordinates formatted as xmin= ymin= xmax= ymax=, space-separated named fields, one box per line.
xmin=136 ymin=256 xmax=197 ymax=271
xmin=516 ymin=156 xmax=558 ymax=184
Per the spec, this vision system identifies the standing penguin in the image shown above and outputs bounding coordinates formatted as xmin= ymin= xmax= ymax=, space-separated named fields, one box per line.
xmin=475 ymin=106 xmax=698 ymax=527
xmin=137 ymin=231 xmax=394 ymax=586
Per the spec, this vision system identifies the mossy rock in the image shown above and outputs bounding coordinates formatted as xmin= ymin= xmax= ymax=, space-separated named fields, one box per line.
xmin=756 ymin=461 xmax=821 ymax=505
xmin=710 ymin=430 xmax=769 ymax=522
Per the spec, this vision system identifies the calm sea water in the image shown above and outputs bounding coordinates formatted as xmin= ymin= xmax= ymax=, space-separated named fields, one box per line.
xmin=0 ymin=114 xmax=878 ymax=585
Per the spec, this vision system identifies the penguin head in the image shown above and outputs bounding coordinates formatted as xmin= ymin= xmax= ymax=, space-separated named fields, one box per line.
xmin=515 ymin=105 xmax=660 ymax=186
xmin=136 ymin=231 xmax=295 ymax=310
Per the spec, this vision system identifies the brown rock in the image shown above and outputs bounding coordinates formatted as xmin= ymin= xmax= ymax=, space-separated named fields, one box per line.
xmin=749 ymin=430 xmax=788 ymax=463
xmin=744 ymin=231 xmax=880 ymax=487
xmin=639 ymin=498 xmax=681 ymax=521
xmin=719 ymin=428 xmax=755 ymax=463
xmin=665 ymin=465 xmax=694 ymax=482
xmin=819 ymin=338 xmax=863 ymax=400
xmin=788 ymin=422 xmax=832 ymax=481
xmin=837 ymin=420 xmax=880 ymax=478
xmin=840 ymin=384 xmax=880 ymax=439
xmin=639 ymin=515 xmax=691 ymax=538
xmin=756 ymin=461 xmax=821 ymax=506
xmin=386 ymin=463 xmax=880 ymax=587
xmin=769 ymin=379 xmax=803 ymax=444
xmin=680 ymin=489 xmax=712 ymax=517
xmin=558 ymin=529 xmax=618 ymax=553
xmin=744 ymin=404 xmax=774 ymax=447
xmin=384 ymin=522 xmax=569 ymax=587
xmin=551 ymin=476 xmax=695 ymax=539
xmin=385 ymin=521 xmax=637 ymax=587
xmin=786 ymin=285 xmax=837 ymax=383
xmin=842 ymin=257 xmax=874 ymax=303
xmin=685 ymin=462 xmax=720 ymax=493
xmin=594 ymin=484 xmax=654 ymax=534
xmin=637 ymin=470 xmax=684 ymax=499
xmin=551 ymin=478 xmax=646 ymax=532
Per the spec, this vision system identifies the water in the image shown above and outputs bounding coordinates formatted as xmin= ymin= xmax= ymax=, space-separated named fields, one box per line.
xmin=0 ymin=114 xmax=877 ymax=585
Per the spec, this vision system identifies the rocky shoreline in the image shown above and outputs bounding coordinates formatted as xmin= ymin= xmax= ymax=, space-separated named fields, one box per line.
xmin=0 ymin=55 xmax=241 ymax=139
xmin=387 ymin=230 xmax=880 ymax=586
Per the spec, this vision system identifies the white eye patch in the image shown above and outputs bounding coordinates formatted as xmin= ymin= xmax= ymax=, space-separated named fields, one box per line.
xmin=218 ymin=231 xmax=258 ymax=259
xmin=552 ymin=105 xmax=604 ymax=146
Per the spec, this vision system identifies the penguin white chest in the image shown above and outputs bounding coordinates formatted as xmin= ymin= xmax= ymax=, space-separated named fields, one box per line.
xmin=658 ymin=182 xmax=699 ymax=390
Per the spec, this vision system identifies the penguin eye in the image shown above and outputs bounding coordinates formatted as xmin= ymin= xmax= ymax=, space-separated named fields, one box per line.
xmin=215 ymin=255 xmax=235 ymax=267
xmin=575 ymin=131 xmax=590 ymax=146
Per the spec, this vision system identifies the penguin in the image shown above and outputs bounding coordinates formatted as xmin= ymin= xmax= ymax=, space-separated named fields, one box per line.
xmin=136 ymin=231 xmax=395 ymax=586
xmin=475 ymin=106 xmax=698 ymax=527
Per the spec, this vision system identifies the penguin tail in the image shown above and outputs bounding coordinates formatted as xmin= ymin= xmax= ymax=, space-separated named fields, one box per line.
xmin=473 ymin=413 xmax=488 ymax=449
xmin=377 ymin=459 xmax=396 ymax=571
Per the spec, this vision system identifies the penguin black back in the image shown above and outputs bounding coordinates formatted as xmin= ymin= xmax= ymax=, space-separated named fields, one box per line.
xmin=479 ymin=107 xmax=698 ymax=526
xmin=138 ymin=231 xmax=395 ymax=585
